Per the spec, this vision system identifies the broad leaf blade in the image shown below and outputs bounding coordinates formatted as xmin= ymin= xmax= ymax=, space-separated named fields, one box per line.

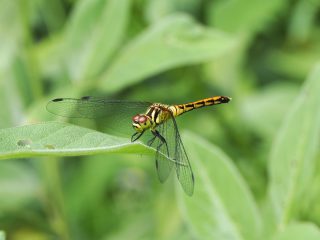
xmin=0 ymin=122 xmax=151 ymax=160
xmin=271 ymin=222 xmax=320 ymax=240
xmin=65 ymin=0 xmax=131 ymax=81
xmin=145 ymin=0 xmax=201 ymax=23
xmin=209 ymin=0 xmax=286 ymax=35
xmin=99 ymin=14 xmax=236 ymax=93
xmin=0 ymin=161 xmax=39 ymax=211
xmin=178 ymin=132 xmax=261 ymax=240
xmin=241 ymin=83 xmax=299 ymax=138
xmin=268 ymin=63 xmax=320 ymax=228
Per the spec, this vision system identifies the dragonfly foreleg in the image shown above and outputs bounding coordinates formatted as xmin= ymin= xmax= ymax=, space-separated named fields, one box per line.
xmin=131 ymin=131 xmax=145 ymax=142
xmin=151 ymin=130 xmax=170 ymax=157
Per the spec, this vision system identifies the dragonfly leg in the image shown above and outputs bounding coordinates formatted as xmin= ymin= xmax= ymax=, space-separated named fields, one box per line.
xmin=131 ymin=131 xmax=145 ymax=142
xmin=151 ymin=130 xmax=170 ymax=157
xmin=147 ymin=135 xmax=156 ymax=146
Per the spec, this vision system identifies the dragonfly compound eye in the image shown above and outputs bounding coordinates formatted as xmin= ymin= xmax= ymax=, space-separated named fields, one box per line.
xmin=138 ymin=115 xmax=147 ymax=124
xmin=132 ymin=114 xmax=148 ymax=124
xmin=132 ymin=115 xmax=140 ymax=123
xmin=132 ymin=114 xmax=149 ymax=132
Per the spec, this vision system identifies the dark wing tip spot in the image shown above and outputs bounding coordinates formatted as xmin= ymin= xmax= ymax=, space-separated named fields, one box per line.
xmin=52 ymin=98 xmax=63 ymax=102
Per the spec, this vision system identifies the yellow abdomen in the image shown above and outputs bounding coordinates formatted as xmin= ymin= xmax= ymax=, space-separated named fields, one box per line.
xmin=169 ymin=96 xmax=231 ymax=117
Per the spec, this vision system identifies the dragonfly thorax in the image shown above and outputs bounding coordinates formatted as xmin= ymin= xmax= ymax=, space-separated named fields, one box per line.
xmin=146 ymin=104 xmax=171 ymax=124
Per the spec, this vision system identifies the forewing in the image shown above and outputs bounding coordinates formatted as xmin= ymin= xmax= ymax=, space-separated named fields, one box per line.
xmin=46 ymin=96 xmax=151 ymax=118
xmin=46 ymin=96 xmax=151 ymax=136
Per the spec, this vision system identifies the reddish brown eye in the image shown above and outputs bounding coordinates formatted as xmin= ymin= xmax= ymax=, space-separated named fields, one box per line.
xmin=132 ymin=115 xmax=140 ymax=122
xmin=138 ymin=116 xmax=147 ymax=123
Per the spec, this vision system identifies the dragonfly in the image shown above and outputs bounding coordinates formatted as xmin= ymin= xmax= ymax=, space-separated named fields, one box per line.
xmin=47 ymin=95 xmax=231 ymax=196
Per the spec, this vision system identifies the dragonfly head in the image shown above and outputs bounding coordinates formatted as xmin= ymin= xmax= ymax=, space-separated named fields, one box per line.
xmin=132 ymin=114 xmax=152 ymax=132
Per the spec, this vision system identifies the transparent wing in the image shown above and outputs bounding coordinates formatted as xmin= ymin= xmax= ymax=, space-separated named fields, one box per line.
xmin=171 ymin=115 xmax=195 ymax=196
xmin=46 ymin=96 xmax=152 ymax=118
xmin=154 ymin=112 xmax=194 ymax=196
xmin=152 ymin=118 xmax=175 ymax=183
xmin=173 ymin=118 xmax=195 ymax=196
xmin=46 ymin=96 xmax=152 ymax=136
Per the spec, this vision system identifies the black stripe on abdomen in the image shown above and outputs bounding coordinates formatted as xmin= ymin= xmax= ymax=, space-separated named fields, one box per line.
xmin=185 ymin=104 xmax=194 ymax=108
xmin=195 ymin=101 xmax=205 ymax=107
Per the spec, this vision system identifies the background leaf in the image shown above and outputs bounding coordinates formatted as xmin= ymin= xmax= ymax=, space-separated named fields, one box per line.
xmin=0 ymin=161 xmax=39 ymax=211
xmin=64 ymin=0 xmax=131 ymax=81
xmin=268 ymin=63 xmax=320 ymax=229
xmin=208 ymin=0 xmax=287 ymax=35
xmin=98 ymin=14 xmax=236 ymax=93
xmin=145 ymin=0 xmax=201 ymax=23
xmin=271 ymin=222 xmax=320 ymax=240
xmin=240 ymin=83 xmax=299 ymax=138
xmin=178 ymin=132 xmax=261 ymax=240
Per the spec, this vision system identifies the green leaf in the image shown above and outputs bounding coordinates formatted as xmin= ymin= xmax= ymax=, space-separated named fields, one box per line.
xmin=177 ymin=132 xmax=261 ymax=240
xmin=34 ymin=34 xmax=68 ymax=81
xmin=65 ymin=154 xmax=135 ymax=221
xmin=241 ymin=83 xmax=299 ymax=138
xmin=288 ymin=0 xmax=320 ymax=43
xmin=268 ymin=63 xmax=320 ymax=228
xmin=0 ymin=231 xmax=5 ymax=240
xmin=208 ymin=0 xmax=287 ymax=35
xmin=104 ymin=213 xmax=153 ymax=240
xmin=271 ymin=222 xmax=320 ymax=240
xmin=145 ymin=0 xmax=201 ymax=23
xmin=35 ymin=0 xmax=66 ymax=33
xmin=266 ymin=46 xmax=320 ymax=80
xmin=0 ymin=74 xmax=25 ymax=128
xmin=0 ymin=1 xmax=23 ymax=72
xmin=0 ymin=122 xmax=151 ymax=160
xmin=65 ymin=0 xmax=131 ymax=80
xmin=0 ymin=161 xmax=39 ymax=211
xmin=98 ymin=14 xmax=236 ymax=93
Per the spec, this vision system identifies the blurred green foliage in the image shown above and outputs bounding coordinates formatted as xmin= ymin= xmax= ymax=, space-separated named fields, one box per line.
xmin=1 ymin=0 xmax=320 ymax=239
